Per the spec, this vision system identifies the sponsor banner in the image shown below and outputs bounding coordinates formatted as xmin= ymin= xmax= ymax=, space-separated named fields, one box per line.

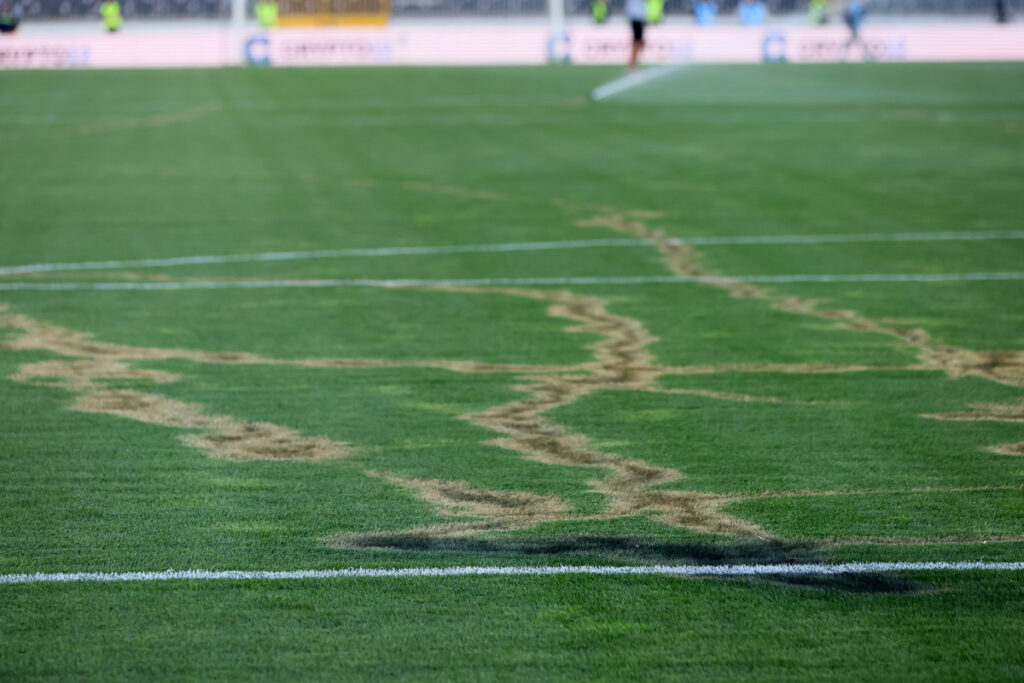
xmin=773 ymin=25 xmax=1024 ymax=63
xmin=0 ymin=31 xmax=236 ymax=69
xmin=246 ymin=26 xmax=548 ymax=66
xmin=1 ymin=23 xmax=1023 ymax=69
xmin=568 ymin=24 xmax=1024 ymax=64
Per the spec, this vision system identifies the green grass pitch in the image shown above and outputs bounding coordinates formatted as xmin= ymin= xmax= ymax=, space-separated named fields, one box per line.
xmin=1 ymin=62 xmax=1023 ymax=679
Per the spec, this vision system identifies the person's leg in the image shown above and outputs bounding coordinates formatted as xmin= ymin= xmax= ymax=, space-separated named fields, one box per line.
xmin=630 ymin=21 xmax=645 ymax=70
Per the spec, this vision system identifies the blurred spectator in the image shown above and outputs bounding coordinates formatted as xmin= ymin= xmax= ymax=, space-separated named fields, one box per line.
xmin=256 ymin=0 xmax=279 ymax=27
xmin=694 ymin=0 xmax=716 ymax=25
xmin=646 ymin=0 xmax=664 ymax=23
xmin=626 ymin=0 xmax=646 ymax=69
xmin=809 ymin=0 xmax=827 ymax=23
xmin=994 ymin=0 xmax=1009 ymax=22
xmin=0 ymin=0 xmax=21 ymax=33
xmin=843 ymin=0 xmax=873 ymax=59
xmin=738 ymin=0 xmax=766 ymax=25
xmin=100 ymin=0 xmax=122 ymax=31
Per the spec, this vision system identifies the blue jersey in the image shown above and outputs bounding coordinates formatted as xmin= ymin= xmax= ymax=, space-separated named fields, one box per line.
xmin=626 ymin=0 xmax=646 ymax=21
xmin=844 ymin=0 xmax=865 ymax=27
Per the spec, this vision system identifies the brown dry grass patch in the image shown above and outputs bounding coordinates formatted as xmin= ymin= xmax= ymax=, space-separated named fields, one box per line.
xmin=360 ymin=470 xmax=572 ymax=535
xmin=70 ymin=389 xmax=347 ymax=461
xmin=577 ymin=212 xmax=1024 ymax=389
xmin=2 ymin=309 xmax=351 ymax=462
xmin=990 ymin=442 xmax=1024 ymax=456
xmin=643 ymin=386 xmax=821 ymax=405
xmin=924 ymin=400 xmax=1024 ymax=455
xmin=426 ymin=285 xmax=770 ymax=537
xmin=924 ymin=400 xmax=1024 ymax=423
xmin=3 ymin=206 xmax=1021 ymax=543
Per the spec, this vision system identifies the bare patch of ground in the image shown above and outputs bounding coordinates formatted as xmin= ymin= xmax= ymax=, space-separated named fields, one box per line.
xmin=70 ymin=390 xmax=346 ymax=461
xmin=13 ymin=358 xmax=180 ymax=391
xmin=658 ymin=362 xmax=899 ymax=376
xmin=2 ymin=310 xmax=350 ymax=461
xmin=914 ymin=349 xmax=1024 ymax=387
xmin=924 ymin=400 xmax=1024 ymax=455
xmin=642 ymin=386 xmax=822 ymax=405
xmin=577 ymin=212 xmax=1024 ymax=389
xmin=4 ymin=205 xmax=1021 ymax=544
xmin=924 ymin=400 xmax=1024 ymax=423
xmin=0 ymin=309 xmax=568 ymax=375
xmin=431 ymin=285 xmax=770 ymax=537
xmin=3 ymin=295 xmax=778 ymax=536
xmin=991 ymin=442 xmax=1024 ymax=456
xmin=354 ymin=471 xmax=572 ymax=537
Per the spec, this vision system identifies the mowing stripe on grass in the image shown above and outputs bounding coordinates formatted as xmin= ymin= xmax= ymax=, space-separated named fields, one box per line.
xmin=2 ymin=272 xmax=1024 ymax=291
xmin=2 ymin=562 xmax=1022 ymax=585
xmin=4 ymin=230 xmax=1021 ymax=276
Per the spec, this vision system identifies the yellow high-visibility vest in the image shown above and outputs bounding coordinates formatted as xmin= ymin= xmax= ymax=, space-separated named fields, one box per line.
xmin=255 ymin=0 xmax=279 ymax=28
xmin=646 ymin=0 xmax=664 ymax=24
xmin=100 ymin=0 xmax=122 ymax=31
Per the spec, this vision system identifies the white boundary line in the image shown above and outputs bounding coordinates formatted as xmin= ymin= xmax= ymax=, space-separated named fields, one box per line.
xmin=2 ymin=272 xmax=1024 ymax=291
xmin=590 ymin=64 xmax=688 ymax=101
xmin=0 ymin=239 xmax=652 ymax=276
xmin=683 ymin=229 xmax=1024 ymax=246
xmin=2 ymin=562 xmax=1022 ymax=585
xmin=3 ymin=230 xmax=1020 ymax=277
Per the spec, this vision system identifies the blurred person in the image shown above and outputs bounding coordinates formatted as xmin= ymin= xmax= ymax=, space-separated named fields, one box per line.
xmin=809 ymin=0 xmax=827 ymax=23
xmin=994 ymin=0 xmax=1009 ymax=22
xmin=0 ymin=0 xmax=21 ymax=33
xmin=646 ymin=0 xmax=664 ymax=24
xmin=738 ymin=0 xmax=766 ymax=25
xmin=694 ymin=0 xmax=717 ymax=25
xmin=842 ymin=0 xmax=873 ymax=59
xmin=256 ymin=0 xmax=278 ymax=27
xmin=626 ymin=0 xmax=647 ymax=70
xmin=100 ymin=0 xmax=122 ymax=32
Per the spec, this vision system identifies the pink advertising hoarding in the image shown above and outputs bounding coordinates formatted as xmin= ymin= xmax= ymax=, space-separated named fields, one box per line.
xmin=0 ymin=31 xmax=236 ymax=69
xmin=569 ymin=24 xmax=1024 ymax=63
xmin=1 ymin=23 xmax=1023 ymax=69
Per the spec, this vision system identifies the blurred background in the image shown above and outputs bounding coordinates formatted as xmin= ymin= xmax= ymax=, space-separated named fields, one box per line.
xmin=6 ymin=0 xmax=1019 ymax=22
xmin=0 ymin=0 xmax=1021 ymax=74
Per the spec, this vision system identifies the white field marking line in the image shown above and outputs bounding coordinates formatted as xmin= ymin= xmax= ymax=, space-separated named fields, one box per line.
xmin=2 ymin=231 xmax=1023 ymax=276
xmin=0 ymin=239 xmax=652 ymax=276
xmin=2 ymin=562 xmax=1022 ymax=585
xmin=682 ymin=229 xmax=1024 ymax=246
xmin=3 ymin=272 xmax=1024 ymax=292
xmin=590 ymin=64 xmax=688 ymax=102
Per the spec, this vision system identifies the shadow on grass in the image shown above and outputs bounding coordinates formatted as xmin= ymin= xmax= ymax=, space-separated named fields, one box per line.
xmin=343 ymin=534 xmax=925 ymax=594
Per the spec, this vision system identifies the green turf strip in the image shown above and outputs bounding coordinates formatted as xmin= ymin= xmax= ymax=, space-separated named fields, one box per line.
xmin=556 ymin=372 xmax=1023 ymax=494
xmin=769 ymin=281 xmax=1024 ymax=350
xmin=0 ymin=287 xmax=594 ymax=365
xmin=2 ymin=63 xmax=1024 ymax=679
xmin=2 ymin=573 xmax=1024 ymax=680
xmin=728 ymin=488 xmax=1024 ymax=539
xmin=583 ymin=283 xmax=919 ymax=367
